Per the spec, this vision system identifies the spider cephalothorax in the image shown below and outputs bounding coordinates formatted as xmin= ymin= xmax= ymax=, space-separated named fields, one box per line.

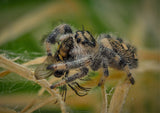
xmin=35 ymin=24 xmax=138 ymax=101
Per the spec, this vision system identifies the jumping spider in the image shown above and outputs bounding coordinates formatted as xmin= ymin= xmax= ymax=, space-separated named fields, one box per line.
xmin=35 ymin=24 xmax=138 ymax=101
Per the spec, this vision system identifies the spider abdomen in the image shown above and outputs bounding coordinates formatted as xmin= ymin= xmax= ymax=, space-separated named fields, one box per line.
xmin=107 ymin=37 xmax=138 ymax=69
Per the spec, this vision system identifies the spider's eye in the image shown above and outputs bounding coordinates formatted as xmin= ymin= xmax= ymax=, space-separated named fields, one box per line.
xmin=75 ymin=34 xmax=78 ymax=38
xmin=77 ymin=38 xmax=81 ymax=43
xmin=81 ymin=41 xmax=86 ymax=45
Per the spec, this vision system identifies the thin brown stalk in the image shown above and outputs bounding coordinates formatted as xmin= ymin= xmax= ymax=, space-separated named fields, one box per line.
xmin=108 ymin=80 xmax=131 ymax=113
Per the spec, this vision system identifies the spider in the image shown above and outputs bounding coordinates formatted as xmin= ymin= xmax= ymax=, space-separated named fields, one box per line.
xmin=35 ymin=24 xmax=138 ymax=100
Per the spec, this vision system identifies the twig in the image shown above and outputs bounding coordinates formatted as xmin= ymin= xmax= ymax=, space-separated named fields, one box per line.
xmin=108 ymin=80 xmax=131 ymax=113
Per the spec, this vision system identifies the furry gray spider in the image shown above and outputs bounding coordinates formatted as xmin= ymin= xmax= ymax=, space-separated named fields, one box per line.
xmin=35 ymin=24 xmax=138 ymax=100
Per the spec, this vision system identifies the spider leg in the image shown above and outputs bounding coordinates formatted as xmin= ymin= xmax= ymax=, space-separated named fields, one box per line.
xmin=72 ymin=82 xmax=91 ymax=91
xmin=101 ymin=47 xmax=135 ymax=85
xmin=66 ymin=70 xmax=90 ymax=97
xmin=63 ymin=85 xmax=67 ymax=101
xmin=46 ymin=24 xmax=72 ymax=56
xmin=65 ymin=70 xmax=90 ymax=97
xmin=97 ymin=40 xmax=134 ymax=85
xmin=123 ymin=65 xmax=135 ymax=85
xmin=47 ymin=57 xmax=91 ymax=70
xmin=68 ymin=82 xmax=90 ymax=96
xmin=68 ymin=83 xmax=88 ymax=96
xmin=98 ymin=58 xmax=109 ymax=86
xmin=97 ymin=34 xmax=135 ymax=85
xmin=60 ymin=85 xmax=64 ymax=99
xmin=55 ymin=71 xmax=69 ymax=103
xmin=54 ymin=84 xmax=67 ymax=104
xmin=61 ymin=71 xmax=69 ymax=101
xmin=50 ymin=67 xmax=89 ymax=89
xmin=60 ymin=84 xmax=67 ymax=101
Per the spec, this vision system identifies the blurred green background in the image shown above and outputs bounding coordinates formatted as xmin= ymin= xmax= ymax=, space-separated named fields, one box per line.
xmin=0 ymin=0 xmax=159 ymax=113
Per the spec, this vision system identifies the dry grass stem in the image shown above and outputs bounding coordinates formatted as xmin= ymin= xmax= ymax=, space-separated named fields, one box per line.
xmin=0 ymin=55 xmax=67 ymax=113
xmin=0 ymin=55 xmax=34 ymax=80
xmin=20 ymin=99 xmax=37 ymax=113
xmin=24 ymin=97 xmax=56 ymax=113
xmin=0 ymin=56 xmax=20 ymax=77
xmin=38 ymin=77 xmax=59 ymax=96
xmin=0 ymin=56 xmax=46 ymax=77
xmin=101 ymin=84 xmax=108 ymax=113
xmin=0 ymin=107 xmax=17 ymax=113
xmin=108 ymin=80 xmax=131 ymax=113
xmin=0 ymin=70 xmax=10 ymax=77
xmin=23 ymin=56 xmax=47 ymax=66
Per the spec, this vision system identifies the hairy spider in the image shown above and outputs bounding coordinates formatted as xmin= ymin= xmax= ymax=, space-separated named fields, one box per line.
xmin=35 ymin=24 xmax=138 ymax=100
